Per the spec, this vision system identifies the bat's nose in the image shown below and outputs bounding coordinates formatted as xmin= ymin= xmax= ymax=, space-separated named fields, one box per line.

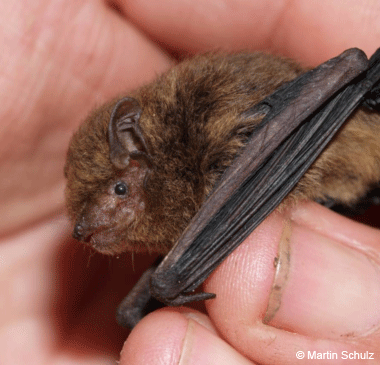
xmin=73 ymin=223 xmax=84 ymax=240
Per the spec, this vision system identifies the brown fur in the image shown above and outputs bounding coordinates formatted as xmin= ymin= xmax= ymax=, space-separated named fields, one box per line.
xmin=65 ymin=52 xmax=380 ymax=255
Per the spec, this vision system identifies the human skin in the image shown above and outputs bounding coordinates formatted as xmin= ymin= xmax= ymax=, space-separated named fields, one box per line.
xmin=1 ymin=0 xmax=380 ymax=364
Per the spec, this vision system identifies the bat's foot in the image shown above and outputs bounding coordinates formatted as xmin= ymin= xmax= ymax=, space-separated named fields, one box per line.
xmin=116 ymin=294 xmax=164 ymax=330
xmin=116 ymin=303 xmax=145 ymax=330
xmin=149 ymin=265 xmax=216 ymax=305
xmin=152 ymin=290 xmax=216 ymax=306
xmin=115 ymin=256 xmax=216 ymax=329
xmin=116 ymin=258 xmax=163 ymax=330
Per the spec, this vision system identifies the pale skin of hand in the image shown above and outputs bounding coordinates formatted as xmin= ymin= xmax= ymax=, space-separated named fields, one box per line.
xmin=1 ymin=0 xmax=380 ymax=364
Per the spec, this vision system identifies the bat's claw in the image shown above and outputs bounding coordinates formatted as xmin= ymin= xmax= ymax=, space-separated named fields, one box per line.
xmin=150 ymin=266 xmax=216 ymax=305
xmin=157 ymin=291 xmax=216 ymax=306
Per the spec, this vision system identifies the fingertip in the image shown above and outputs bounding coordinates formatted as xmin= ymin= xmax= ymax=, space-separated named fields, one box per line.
xmin=121 ymin=309 xmax=254 ymax=365
xmin=204 ymin=202 xmax=380 ymax=363
xmin=121 ymin=310 xmax=187 ymax=365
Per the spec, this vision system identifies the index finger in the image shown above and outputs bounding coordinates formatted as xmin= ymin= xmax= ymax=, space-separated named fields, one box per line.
xmin=120 ymin=0 xmax=380 ymax=64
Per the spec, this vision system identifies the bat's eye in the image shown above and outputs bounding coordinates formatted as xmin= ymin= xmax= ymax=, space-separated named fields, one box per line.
xmin=114 ymin=182 xmax=128 ymax=196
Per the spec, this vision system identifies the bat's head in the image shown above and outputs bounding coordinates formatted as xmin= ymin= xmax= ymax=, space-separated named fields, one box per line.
xmin=64 ymin=53 xmax=292 ymax=255
xmin=64 ymin=97 xmax=157 ymax=255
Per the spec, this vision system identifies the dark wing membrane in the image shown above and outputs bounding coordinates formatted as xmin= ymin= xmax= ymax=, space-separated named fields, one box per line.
xmin=150 ymin=48 xmax=380 ymax=305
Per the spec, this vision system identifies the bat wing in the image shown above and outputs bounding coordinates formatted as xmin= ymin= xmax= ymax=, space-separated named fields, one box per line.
xmin=150 ymin=48 xmax=380 ymax=305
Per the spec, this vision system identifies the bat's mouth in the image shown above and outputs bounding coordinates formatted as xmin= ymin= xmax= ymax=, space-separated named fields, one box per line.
xmin=86 ymin=227 xmax=118 ymax=251
xmin=73 ymin=223 xmax=118 ymax=252
xmin=73 ymin=222 xmax=153 ymax=255
xmin=84 ymin=226 xmax=144 ymax=255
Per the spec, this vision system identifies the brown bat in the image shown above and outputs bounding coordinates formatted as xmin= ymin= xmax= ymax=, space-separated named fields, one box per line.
xmin=64 ymin=47 xmax=380 ymax=328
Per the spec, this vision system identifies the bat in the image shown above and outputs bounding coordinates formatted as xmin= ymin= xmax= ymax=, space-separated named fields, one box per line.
xmin=64 ymin=47 xmax=380 ymax=329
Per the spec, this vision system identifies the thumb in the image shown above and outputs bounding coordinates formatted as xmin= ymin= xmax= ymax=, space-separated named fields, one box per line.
xmin=205 ymin=201 xmax=380 ymax=364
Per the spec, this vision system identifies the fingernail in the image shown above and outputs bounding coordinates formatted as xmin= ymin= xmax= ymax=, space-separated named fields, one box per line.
xmin=264 ymin=216 xmax=380 ymax=339
xmin=179 ymin=316 xmax=253 ymax=365
xmin=181 ymin=311 xmax=217 ymax=333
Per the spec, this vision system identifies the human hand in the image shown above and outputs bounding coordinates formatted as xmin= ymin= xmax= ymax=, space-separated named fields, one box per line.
xmin=120 ymin=0 xmax=380 ymax=364
xmin=1 ymin=0 xmax=170 ymax=363
xmin=2 ymin=0 xmax=380 ymax=364
xmin=124 ymin=202 xmax=380 ymax=364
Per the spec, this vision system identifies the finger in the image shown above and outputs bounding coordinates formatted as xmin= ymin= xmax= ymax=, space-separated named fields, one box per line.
xmin=204 ymin=201 xmax=380 ymax=364
xmin=122 ymin=0 xmax=380 ymax=63
xmin=121 ymin=308 xmax=256 ymax=365
xmin=0 ymin=0 xmax=172 ymax=234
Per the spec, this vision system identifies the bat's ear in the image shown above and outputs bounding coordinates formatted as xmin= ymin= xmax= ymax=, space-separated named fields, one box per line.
xmin=108 ymin=97 xmax=151 ymax=170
